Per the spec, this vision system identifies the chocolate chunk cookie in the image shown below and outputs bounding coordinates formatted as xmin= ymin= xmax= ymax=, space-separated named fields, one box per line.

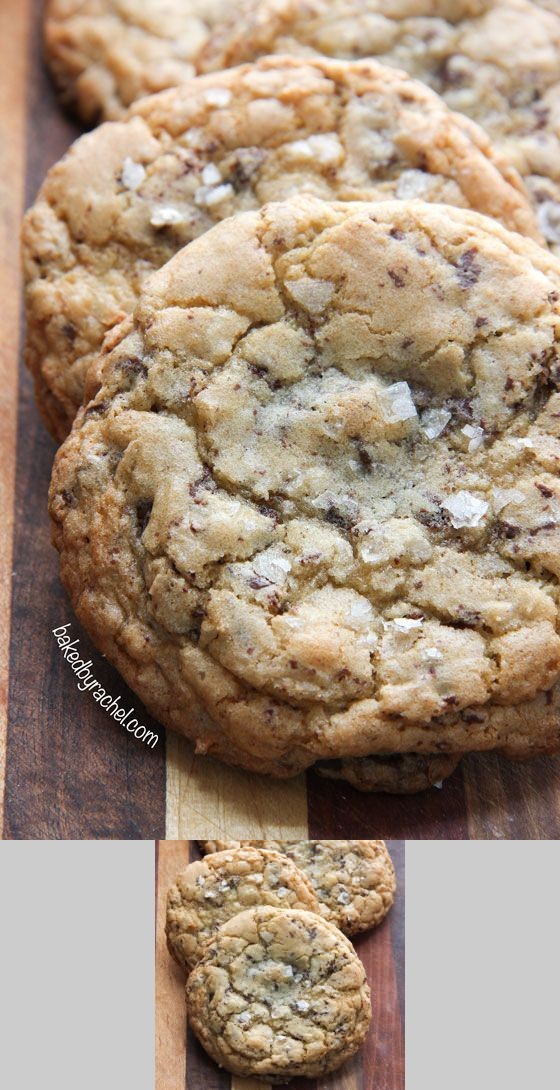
xmin=166 ymin=848 xmax=320 ymax=971
xmin=49 ymin=196 xmax=560 ymax=777
xmin=315 ymin=752 xmax=463 ymax=792
xmin=199 ymin=840 xmax=396 ymax=933
xmin=23 ymin=55 xmax=538 ymax=441
xmin=44 ymin=0 xmax=231 ymax=123
xmin=185 ymin=905 xmax=372 ymax=1081
xmin=200 ymin=0 xmax=560 ymax=254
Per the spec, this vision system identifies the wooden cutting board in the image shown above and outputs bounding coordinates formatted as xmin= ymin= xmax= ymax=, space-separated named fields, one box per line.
xmin=1 ymin=0 xmax=559 ymax=841
xmin=155 ymin=841 xmax=405 ymax=1090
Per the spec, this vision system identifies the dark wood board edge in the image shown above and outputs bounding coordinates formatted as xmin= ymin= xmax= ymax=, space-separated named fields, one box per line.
xmin=3 ymin=0 xmax=167 ymax=839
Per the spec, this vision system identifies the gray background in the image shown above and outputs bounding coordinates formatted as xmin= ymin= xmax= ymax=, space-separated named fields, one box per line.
xmin=0 ymin=841 xmax=154 ymax=1089
xmin=406 ymin=840 xmax=560 ymax=1090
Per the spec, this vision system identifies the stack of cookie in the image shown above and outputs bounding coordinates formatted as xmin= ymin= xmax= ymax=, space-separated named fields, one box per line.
xmin=23 ymin=1 xmax=560 ymax=792
xmin=165 ymin=840 xmax=395 ymax=1080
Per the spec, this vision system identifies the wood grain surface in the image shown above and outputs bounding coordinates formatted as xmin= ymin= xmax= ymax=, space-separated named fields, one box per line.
xmin=0 ymin=0 xmax=559 ymax=840
xmin=155 ymin=841 xmax=405 ymax=1090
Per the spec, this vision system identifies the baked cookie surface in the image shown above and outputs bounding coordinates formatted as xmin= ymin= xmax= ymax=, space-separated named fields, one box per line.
xmin=185 ymin=905 xmax=372 ymax=1081
xmin=23 ymin=56 xmax=538 ymax=441
xmin=199 ymin=840 xmax=396 ymax=933
xmin=200 ymin=0 xmax=560 ymax=253
xmin=44 ymin=0 xmax=231 ymax=123
xmin=49 ymin=196 xmax=560 ymax=776
xmin=166 ymin=847 xmax=320 ymax=971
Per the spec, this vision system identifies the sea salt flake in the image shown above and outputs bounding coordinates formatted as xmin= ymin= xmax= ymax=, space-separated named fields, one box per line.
xmin=284 ymin=133 xmax=343 ymax=166
xmin=282 ymin=615 xmax=303 ymax=629
xmin=312 ymin=491 xmax=359 ymax=521
xmin=421 ymin=408 xmax=452 ymax=439
xmin=196 ymin=182 xmax=234 ymax=208
xmin=461 ymin=423 xmax=485 ymax=451
xmin=537 ymin=200 xmax=560 ymax=245
xmin=387 ymin=617 xmax=423 ymax=632
xmin=201 ymin=162 xmax=222 ymax=186
xmin=252 ymin=549 xmax=292 ymax=584
xmin=238 ymin=1011 xmax=251 ymax=1024
xmin=510 ymin=436 xmax=534 ymax=449
xmin=442 ymin=491 xmax=488 ymax=528
xmin=337 ymin=890 xmax=351 ymax=904
xmin=295 ymin=1000 xmax=309 ymax=1012
xmin=423 ymin=647 xmax=443 ymax=662
xmin=383 ymin=381 xmax=417 ymax=423
xmin=150 ymin=206 xmax=184 ymax=227
xmin=286 ymin=278 xmax=335 ymax=314
xmin=348 ymin=598 xmax=374 ymax=629
xmin=359 ymin=542 xmax=383 ymax=565
xmin=121 ymin=157 xmax=146 ymax=190
xmin=203 ymin=87 xmax=232 ymax=107
xmin=322 ymin=418 xmax=345 ymax=438
xmin=396 ymin=169 xmax=434 ymax=199
xmin=492 ymin=488 xmax=525 ymax=513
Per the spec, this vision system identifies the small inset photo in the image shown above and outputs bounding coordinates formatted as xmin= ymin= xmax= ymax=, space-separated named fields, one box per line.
xmin=155 ymin=840 xmax=404 ymax=1088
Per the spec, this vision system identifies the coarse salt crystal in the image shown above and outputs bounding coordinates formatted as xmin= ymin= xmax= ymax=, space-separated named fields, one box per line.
xmin=461 ymin=423 xmax=485 ymax=451
xmin=421 ymin=408 xmax=452 ymax=439
xmin=510 ymin=436 xmax=534 ymax=449
xmin=284 ymin=132 xmax=343 ymax=166
xmin=295 ymin=1000 xmax=309 ymax=1012
xmin=253 ymin=549 xmax=292 ymax=584
xmin=423 ymin=647 xmax=443 ymax=662
xmin=492 ymin=488 xmax=525 ymax=513
xmin=537 ymin=200 xmax=560 ymax=245
xmin=383 ymin=381 xmax=417 ymax=423
xmin=286 ymin=278 xmax=335 ymax=314
xmin=360 ymin=542 xmax=382 ymax=565
xmin=150 ymin=206 xmax=184 ymax=227
xmin=348 ymin=598 xmax=374 ymax=628
xmin=203 ymin=87 xmax=231 ymax=107
xmin=442 ymin=490 xmax=488 ymax=528
xmin=201 ymin=162 xmax=222 ymax=186
xmin=396 ymin=169 xmax=434 ymax=199
xmin=387 ymin=617 xmax=423 ymax=632
xmin=121 ymin=157 xmax=146 ymax=190
xmin=337 ymin=890 xmax=351 ymax=904
xmin=312 ymin=491 xmax=359 ymax=521
xmin=199 ymin=182 xmax=234 ymax=208
xmin=322 ymin=418 xmax=345 ymax=438
xmin=282 ymin=615 xmax=303 ymax=629
xmin=238 ymin=1011 xmax=251 ymax=1024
